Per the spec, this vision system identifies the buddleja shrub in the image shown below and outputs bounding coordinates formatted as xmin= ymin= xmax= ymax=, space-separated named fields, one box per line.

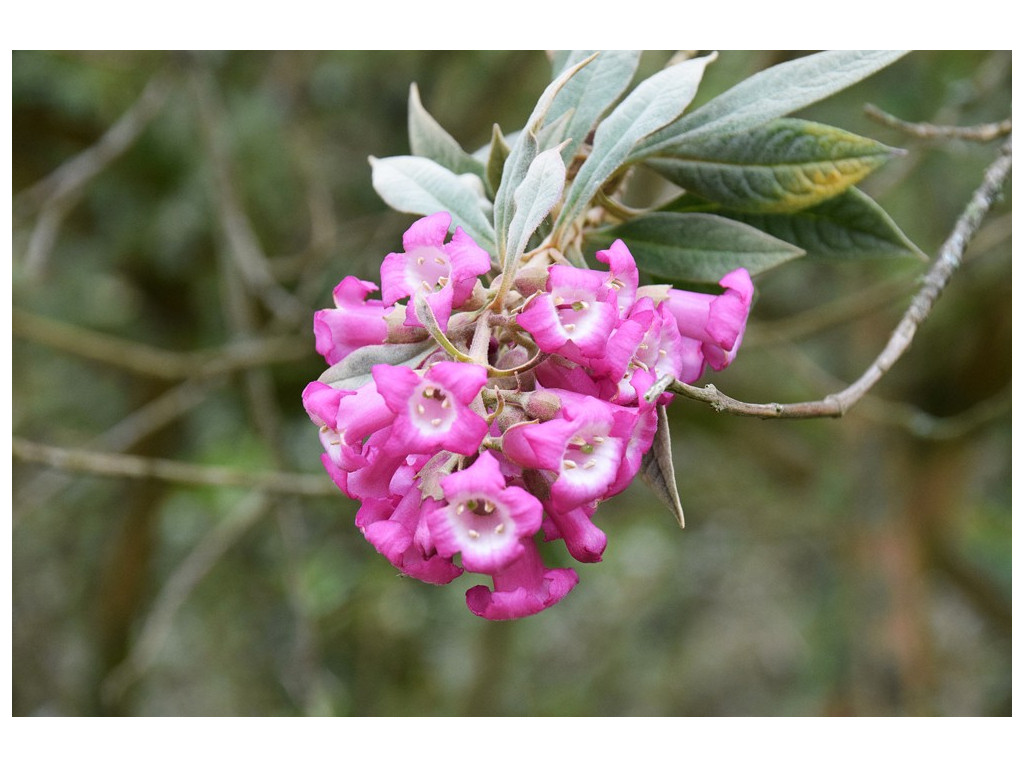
xmin=302 ymin=51 xmax=920 ymax=619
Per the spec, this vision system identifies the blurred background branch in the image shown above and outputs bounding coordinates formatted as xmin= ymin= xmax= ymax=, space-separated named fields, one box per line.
xmin=13 ymin=438 xmax=339 ymax=496
xmin=13 ymin=307 xmax=308 ymax=379
xmin=864 ymin=104 xmax=1011 ymax=142
xmin=16 ymin=70 xmax=176 ymax=279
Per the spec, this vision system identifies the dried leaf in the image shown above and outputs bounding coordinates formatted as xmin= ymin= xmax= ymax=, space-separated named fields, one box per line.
xmin=639 ymin=405 xmax=685 ymax=528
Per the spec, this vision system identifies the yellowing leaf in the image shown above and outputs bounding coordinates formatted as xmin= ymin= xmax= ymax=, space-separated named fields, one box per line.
xmin=645 ymin=119 xmax=900 ymax=213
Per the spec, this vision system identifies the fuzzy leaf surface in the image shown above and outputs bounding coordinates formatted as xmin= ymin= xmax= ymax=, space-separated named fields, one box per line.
xmin=645 ymin=118 xmax=899 ymax=213
xmin=547 ymin=50 xmax=642 ymax=163
xmin=493 ymin=55 xmax=596 ymax=264
xmin=585 ymin=211 xmax=804 ymax=284
xmin=505 ymin=146 xmax=567 ymax=264
xmin=318 ymin=340 xmax=437 ymax=391
xmin=369 ymin=155 xmax=496 ymax=254
xmin=635 ymin=50 xmax=908 ymax=158
xmin=554 ymin=54 xmax=715 ymax=238
xmin=408 ymin=83 xmax=487 ymax=178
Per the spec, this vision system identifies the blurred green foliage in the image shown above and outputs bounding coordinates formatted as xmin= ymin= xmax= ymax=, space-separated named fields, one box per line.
xmin=12 ymin=51 xmax=1011 ymax=716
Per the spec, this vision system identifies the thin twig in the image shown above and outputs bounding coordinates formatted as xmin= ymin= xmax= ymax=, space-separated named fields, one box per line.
xmin=13 ymin=438 xmax=339 ymax=496
xmin=281 ymin=123 xmax=342 ymax=311
xmin=213 ymin=165 xmax=333 ymax=716
xmin=865 ymin=104 xmax=1011 ymax=142
xmin=13 ymin=307 xmax=309 ymax=379
xmin=191 ymin=67 xmax=309 ymax=325
xmin=653 ymin=137 xmax=1012 ymax=419
xmin=861 ymin=385 xmax=1012 ymax=441
xmin=102 ymin=490 xmax=270 ymax=703
xmin=17 ymin=70 xmax=175 ymax=277
xmin=14 ymin=377 xmax=222 ymax=521
xmin=865 ymin=53 xmax=1010 ymax=200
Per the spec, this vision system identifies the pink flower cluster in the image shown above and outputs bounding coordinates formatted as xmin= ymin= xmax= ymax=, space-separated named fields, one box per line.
xmin=302 ymin=212 xmax=753 ymax=620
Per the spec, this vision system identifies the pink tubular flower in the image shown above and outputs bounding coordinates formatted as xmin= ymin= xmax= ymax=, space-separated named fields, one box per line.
xmin=602 ymin=298 xmax=693 ymax=403
xmin=343 ymin=427 xmax=413 ymax=501
xmin=372 ymin=361 xmax=489 ymax=456
xmin=301 ymin=380 xmax=395 ymax=473
xmin=313 ymin=277 xmax=389 ymax=366
xmin=516 ymin=265 xmax=619 ymax=366
xmin=663 ymin=268 xmax=753 ymax=372
xmin=379 ymin=211 xmax=491 ymax=332
xmin=502 ymin=392 xmax=635 ymax=513
xmin=359 ymin=493 xmax=463 ymax=585
xmin=427 ymin=451 xmax=543 ymax=574
xmin=465 ymin=538 xmax=578 ymax=620
xmin=543 ymin=501 xmax=607 ymax=563
xmin=606 ymin=400 xmax=659 ymax=498
xmin=533 ymin=356 xmax=615 ymax=402
xmin=595 ymin=239 xmax=639 ymax=318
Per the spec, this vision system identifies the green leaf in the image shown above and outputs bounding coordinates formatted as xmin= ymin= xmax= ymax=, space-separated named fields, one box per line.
xmin=505 ymin=145 xmax=566 ymax=264
xmin=547 ymin=50 xmax=642 ymax=163
xmin=665 ymin=188 xmax=925 ymax=261
xmin=553 ymin=54 xmax=715 ymax=240
xmin=408 ymin=83 xmax=487 ymax=178
xmin=585 ymin=211 xmax=804 ymax=284
xmin=645 ymin=118 xmax=900 ymax=213
xmin=635 ymin=50 xmax=909 ymax=159
xmin=318 ymin=339 xmax=437 ymax=391
xmin=639 ymin=405 xmax=684 ymax=529
xmin=369 ymin=155 xmax=496 ymax=254
xmin=549 ymin=51 xmax=574 ymax=76
xmin=485 ymin=123 xmax=510 ymax=198
xmin=494 ymin=55 xmax=598 ymax=265
xmin=494 ymin=130 xmax=538 ymax=265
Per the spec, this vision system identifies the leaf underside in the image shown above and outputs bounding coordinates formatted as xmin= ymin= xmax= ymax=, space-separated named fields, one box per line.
xmin=639 ymin=405 xmax=685 ymax=528
xmin=318 ymin=339 xmax=437 ymax=391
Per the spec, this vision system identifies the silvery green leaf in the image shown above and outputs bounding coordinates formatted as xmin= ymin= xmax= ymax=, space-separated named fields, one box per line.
xmin=505 ymin=145 xmax=567 ymax=264
xmin=584 ymin=211 xmax=804 ymax=284
xmin=549 ymin=50 xmax=573 ymax=77
xmin=370 ymin=155 xmax=496 ymax=254
xmin=408 ymin=83 xmax=486 ymax=178
xmin=547 ymin=50 xmax=642 ymax=162
xmin=635 ymin=50 xmax=909 ymax=158
xmin=494 ymin=131 xmax=538 ymax=266
xmin=639 ymin=405 xmax=685 ymax=528
xmin=645 ymin=118 xmax=900 ymax=213
xmin=553 ymin=54 xmax=715 ymax=238
xmin=535 ymin=110 xmax=572 ymax=154
xmin=493 ymin=54 xmax=598 ymax=264
xmin=318 ymin=339 xmax=437 ymax=391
